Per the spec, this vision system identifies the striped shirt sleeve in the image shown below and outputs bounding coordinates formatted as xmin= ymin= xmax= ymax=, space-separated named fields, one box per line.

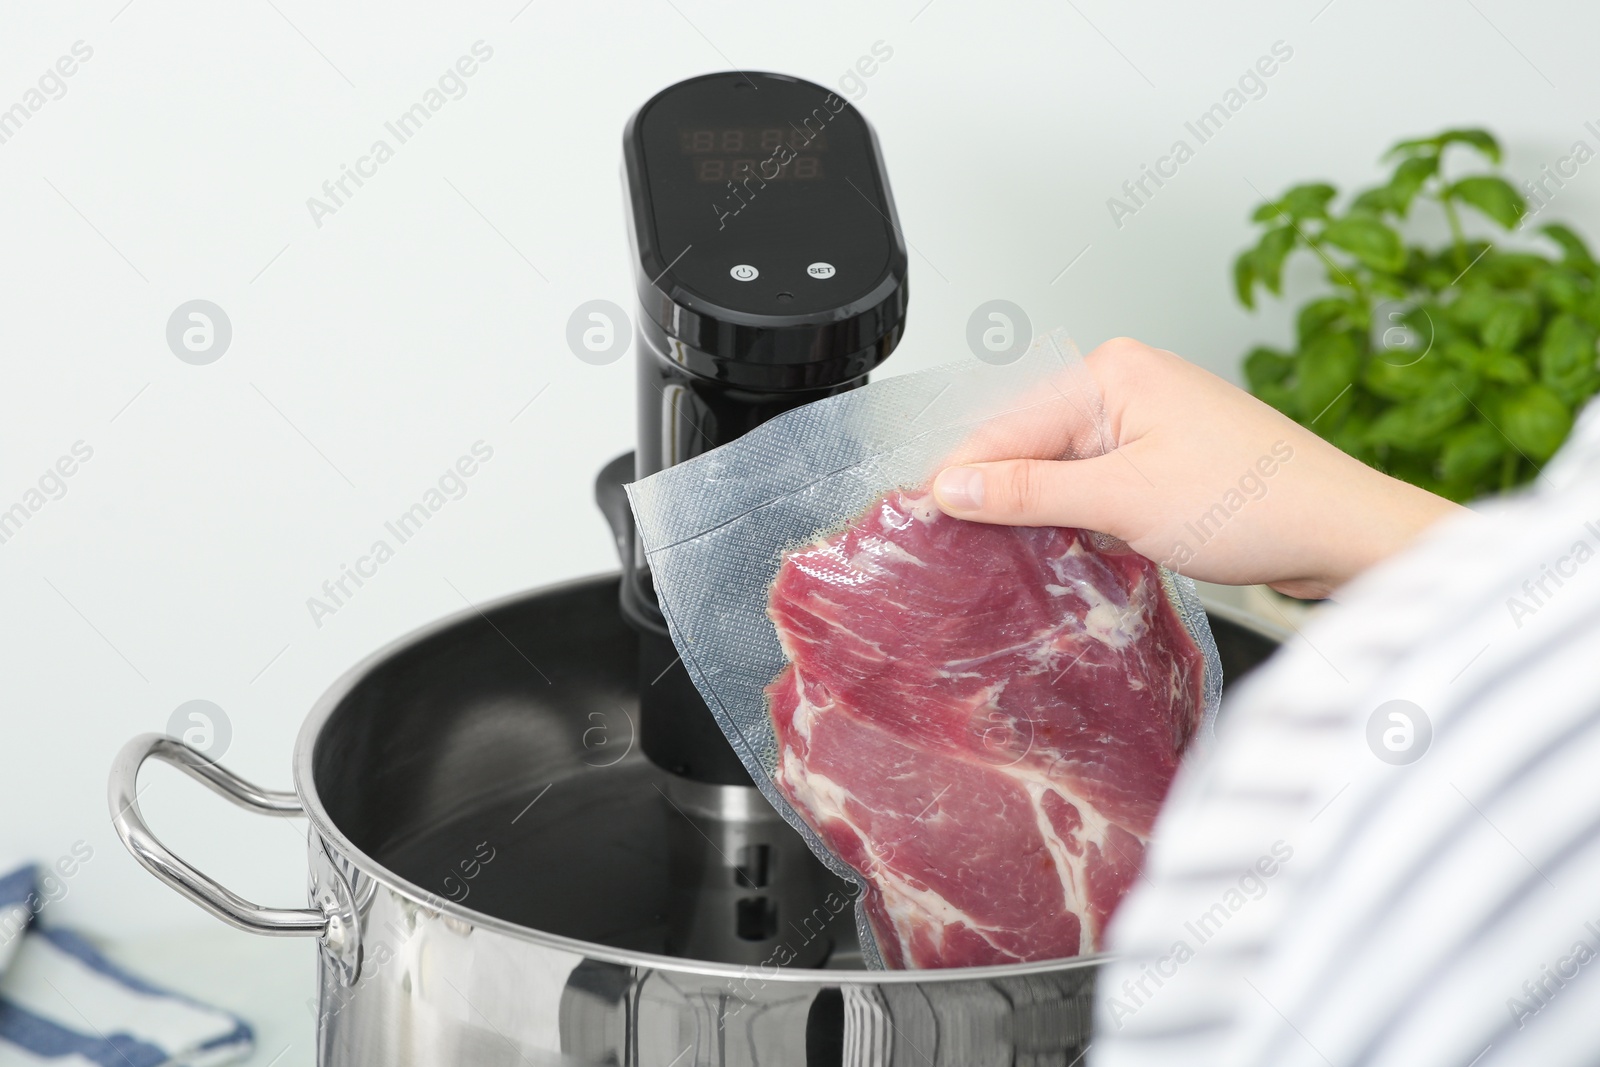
xmin=1092 ymin=400 xmax=1600 ymax=1067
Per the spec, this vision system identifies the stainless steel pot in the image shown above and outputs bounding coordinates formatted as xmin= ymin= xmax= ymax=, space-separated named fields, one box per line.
xmin=109 ymin=573 xmax=1280 ymax=1065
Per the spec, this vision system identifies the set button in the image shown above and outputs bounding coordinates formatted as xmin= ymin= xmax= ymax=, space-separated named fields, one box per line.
xmin=728 ymin=263 xmax=839 ymax=282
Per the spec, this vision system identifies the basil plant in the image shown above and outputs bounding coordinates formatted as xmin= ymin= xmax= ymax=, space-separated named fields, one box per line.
xmin=1236 ymin=128 xmax=1600 ymax=501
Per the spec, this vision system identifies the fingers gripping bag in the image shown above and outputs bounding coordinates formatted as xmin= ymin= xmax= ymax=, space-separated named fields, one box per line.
xmin=626 ymin=330 xmax=1222 ymax=970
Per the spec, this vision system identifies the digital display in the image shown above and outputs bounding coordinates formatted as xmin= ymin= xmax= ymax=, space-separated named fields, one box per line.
xmin=632 ymin=72 xmax=898 ymax=317
xmin=679 ymin=127 xmax=827 ymax=183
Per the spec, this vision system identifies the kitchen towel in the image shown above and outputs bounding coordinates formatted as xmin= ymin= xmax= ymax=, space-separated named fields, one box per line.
xmin=0 ymin=863 xmax=254 ymax=1066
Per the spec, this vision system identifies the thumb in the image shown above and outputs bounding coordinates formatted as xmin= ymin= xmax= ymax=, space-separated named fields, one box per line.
xmin=931 ymin=456 xmax=1129 ymax=531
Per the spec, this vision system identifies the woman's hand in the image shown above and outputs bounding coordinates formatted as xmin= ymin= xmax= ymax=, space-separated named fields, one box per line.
xmin=931 ymin=337 xmax=1465 ymax=599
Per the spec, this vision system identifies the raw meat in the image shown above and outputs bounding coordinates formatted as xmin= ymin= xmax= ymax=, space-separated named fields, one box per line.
xmin=765 ymin=488 xmax=1206 ymax=968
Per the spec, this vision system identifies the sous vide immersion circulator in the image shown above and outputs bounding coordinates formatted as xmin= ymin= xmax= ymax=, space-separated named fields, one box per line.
xmin=596 ymin=70 xmax=908 ymax=965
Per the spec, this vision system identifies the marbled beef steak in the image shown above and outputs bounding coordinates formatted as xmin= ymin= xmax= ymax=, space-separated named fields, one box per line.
xmin=765 ymin=488 xmax=1206 ymax=968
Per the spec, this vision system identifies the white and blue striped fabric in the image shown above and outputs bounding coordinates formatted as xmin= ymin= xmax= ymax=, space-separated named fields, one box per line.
xmin=1094 ymin=398 xmax=1600 ymax=1066
xmin=0 ymin=864 xmax=253 ymax=1067
xmin=0 ymin=869 xmax=31 ymax=980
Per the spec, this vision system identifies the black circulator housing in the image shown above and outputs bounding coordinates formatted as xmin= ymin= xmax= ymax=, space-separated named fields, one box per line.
xmin=605 ymin=70 xmax=909 ymax=784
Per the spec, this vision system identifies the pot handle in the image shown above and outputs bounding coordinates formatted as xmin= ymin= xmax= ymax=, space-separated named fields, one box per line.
xmin=109 ymin=733 xmax=330 ymax=938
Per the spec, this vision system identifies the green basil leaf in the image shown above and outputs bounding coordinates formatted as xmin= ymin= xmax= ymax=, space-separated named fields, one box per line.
xmin=1479 ymin=251 xmax=1548 ymax=290
xmin=1297 ymin=297 xmax=1361 ymax=345
xmin=1324 ymin=263 xmax=1365 ymax=292
xmin=1364 ymin=351 xmax=1442 ymax=401
xmin=1448 ymin=289 xmax=1538 ymax=349
xmin=1541 ymin=223 xmax=1597 ymax=270
xmin=1234 ymin=250 xmax=1257 ymax=309
xmin=1449 ymin=175 xmax=1525 ymax=229
xmin=1374 ymin=304 xmax=1438 ymax=360
xmin=1244 ymin=346 xmax=1295 ymax=391
xmin=1255 ymin=382 xmax=1297 ymax=418
xmin=1437 ymin=128 xmax=1502 ymax=164
xmin=1254 ymin=226 xmax=1298 ymax=294
xmin=1480 ymin=295 xmax=1539 ymax=350
xmin=1538 ymin=268 xmax=1589 ymax=313
xmin=1440 ymin=340 xmax=1525 ymax=387
xmin=1477 ymin=347 xmax=1533 ymax=385
xmin=1439 ymin=421 xmax=1505 ymax=482
xmin=1251 ymin=201 xmax=1283 ymax=223
xmin=1366 ymin=382 xmax=1471 ymax=449
xmin=1397 ymin=246 xmax=1436 ymax=286
xmin=1367 ymin=272 xmax=1410 ymax=301
xmin=1388 ymin=155 xmax=1439 ymax=215
xmin=1500 ymin=384 xmax=1573 ymax=460
xmin=1537 ymin=313 xmax=1600 ymax=400
xmin=1423 ymin=310 xmax=1471 ymax=351
xmin=1419 ymin=254 xmax=1463 ymax=291
xmin=1323 ymin=215 xmax=1405 ymax=272
xmin=1384 ymin=135 xmax=1441 ymax=160
xmin=1350 ymin=185 xmax=1399 ymax=216
xmin=1447 ymin=287 xmax=1499 ymax=328
xmin=1276 ymin=183 xmax=1338 ymax=222
xmin=1326 ymin=411 xmax=1377 ymax=463
xmin=1294 ymin=333 xmax=1361 ymax=418
xmin=1381 ymin=456 xmax=1450 ymax=496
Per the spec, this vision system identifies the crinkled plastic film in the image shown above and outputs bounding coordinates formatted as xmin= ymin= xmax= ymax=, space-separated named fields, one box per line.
xmin=627 ymin=330 xmax=1223 ymax=969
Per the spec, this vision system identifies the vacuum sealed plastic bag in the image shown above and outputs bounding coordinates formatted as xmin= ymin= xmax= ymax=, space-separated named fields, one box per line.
xmin=627 ymin=331 xmax=1222 ymax=969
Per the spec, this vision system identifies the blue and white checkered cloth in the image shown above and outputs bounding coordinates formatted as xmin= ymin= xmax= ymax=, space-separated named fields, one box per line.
xmin=0 ymin=864 xmax=253 ymax=1066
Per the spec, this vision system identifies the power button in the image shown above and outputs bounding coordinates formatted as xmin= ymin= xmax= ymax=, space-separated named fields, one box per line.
xmin=730 ymin=264 xmax=759 ymax=282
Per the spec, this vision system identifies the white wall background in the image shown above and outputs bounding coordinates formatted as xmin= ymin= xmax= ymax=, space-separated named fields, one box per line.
xmin=3 ymin=0 xmax=1598 ymax=941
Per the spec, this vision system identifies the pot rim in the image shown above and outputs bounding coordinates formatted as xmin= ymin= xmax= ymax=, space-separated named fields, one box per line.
xmin=292 ymin=570 xmax=1109 ymax=985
